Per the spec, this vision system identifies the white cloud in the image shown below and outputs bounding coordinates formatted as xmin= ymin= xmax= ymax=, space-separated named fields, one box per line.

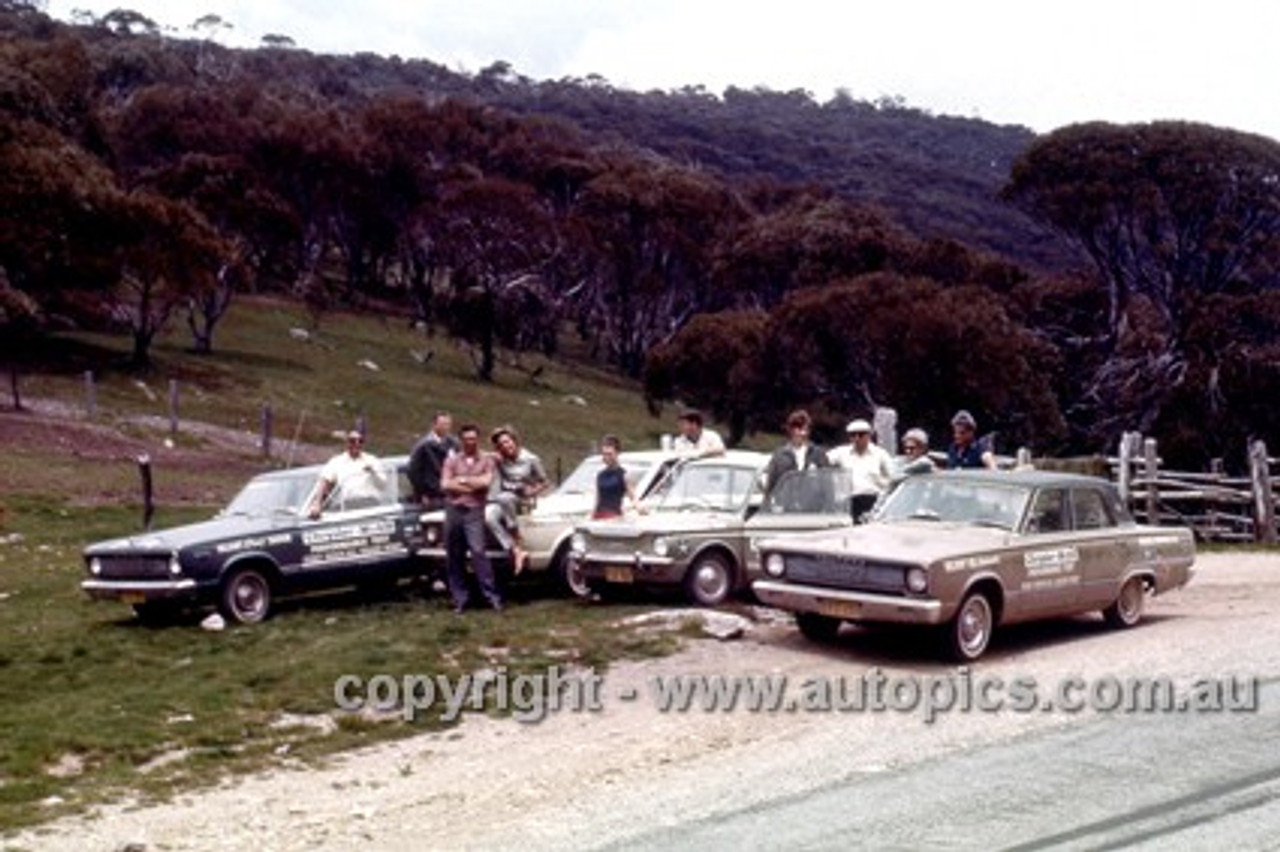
xmin=40 ymin=0 xmax=1280 ymax=139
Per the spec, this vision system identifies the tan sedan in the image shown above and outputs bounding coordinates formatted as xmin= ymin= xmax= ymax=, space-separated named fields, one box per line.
xmin=753 ymin=471 xmax=1195 ymax=660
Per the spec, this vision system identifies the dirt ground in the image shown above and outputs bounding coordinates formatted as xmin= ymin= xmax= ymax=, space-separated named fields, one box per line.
xmin=8 ymin=552 xmax=1279 ymax=852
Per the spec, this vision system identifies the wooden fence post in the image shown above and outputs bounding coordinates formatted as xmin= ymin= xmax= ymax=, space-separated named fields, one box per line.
xmin=261 ymin=403 xmax=273 ymax=458
xmin=167 ymin=379 xmax=180 ymax=437
xmin=1117 ymin=432 xmax=1136 ymax=502
xmin=8 ymin=365 xmax=20 ymax=411
xmin=1142 ymin=437 xmax=1159 ymax=524
xmin=1249 ymin=439 xmax=1276 ymax=544
xmin=84 ymin=370 xmax=96 ymax=419
xmin=137 ymin=453 xmax=154 ymax=531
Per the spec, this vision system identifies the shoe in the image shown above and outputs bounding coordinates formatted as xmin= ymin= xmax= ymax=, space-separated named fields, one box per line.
xmin=451 ymin=601 xmax=467 ymax=614
xmin=490 ymin=601 xmax=504 ymax=612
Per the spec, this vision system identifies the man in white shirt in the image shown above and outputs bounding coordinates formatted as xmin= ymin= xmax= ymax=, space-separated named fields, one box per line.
xmin=827 ymin=419 xmax=894 ymax=521
xmin=673 ymin=409 xmax=725 ymax=458
xmin=307 ymin=430 xmax=388 ymax=517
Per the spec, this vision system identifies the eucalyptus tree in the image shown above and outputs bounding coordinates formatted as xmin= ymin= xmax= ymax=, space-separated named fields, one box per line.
xmin=1003 ymin=121 xmax=1280 ymax=446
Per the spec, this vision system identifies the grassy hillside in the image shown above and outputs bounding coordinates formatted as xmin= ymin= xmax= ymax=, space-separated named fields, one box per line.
xmin=5 ymin=295 xmax=688 ymax=506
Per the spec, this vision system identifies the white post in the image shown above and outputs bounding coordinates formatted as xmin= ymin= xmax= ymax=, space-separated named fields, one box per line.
xmin=1250 ymin=439 xmax=1276 ymax=544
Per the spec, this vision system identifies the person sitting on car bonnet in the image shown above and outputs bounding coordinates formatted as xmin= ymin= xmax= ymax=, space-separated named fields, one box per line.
xmin=487 ymin=425 xmax=551 ymax=574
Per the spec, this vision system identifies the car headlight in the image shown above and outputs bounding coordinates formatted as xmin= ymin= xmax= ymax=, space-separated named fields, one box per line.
xmin=763 ymin=553 xmax=786 ymax=578
xmin=906 ymin=566 xmax=928 ymax=593
xmin=89 ymin=557 xmax=102 ymax=576
xmin=570 ymin=532 xmax=587 ymax=555
xmin=424 ymin=525 xmax=441 ymax=546
xmin=169 ymin=556 xmax=183 ymax=576
xmin=652 ymin=537 xmax=670 ymax=557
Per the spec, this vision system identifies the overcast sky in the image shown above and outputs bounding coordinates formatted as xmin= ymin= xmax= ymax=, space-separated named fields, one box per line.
xmin=42 ymin=0 xmax=1280 ymax=141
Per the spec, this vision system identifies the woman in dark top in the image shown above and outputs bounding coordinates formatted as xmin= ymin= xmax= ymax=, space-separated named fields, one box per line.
xmin=594 ymin=435 xmax=639 ymax=518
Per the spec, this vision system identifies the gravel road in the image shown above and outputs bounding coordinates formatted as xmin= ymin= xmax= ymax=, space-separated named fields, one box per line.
xmin=10 ymin=552 xmax=1279 ymax=852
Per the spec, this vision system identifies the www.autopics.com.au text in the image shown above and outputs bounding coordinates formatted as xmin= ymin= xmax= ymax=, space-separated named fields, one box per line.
xmin=333 ymin=667 xmax=1260 ymax=725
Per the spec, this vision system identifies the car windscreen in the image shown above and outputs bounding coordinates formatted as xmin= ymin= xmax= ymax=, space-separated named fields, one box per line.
xmin=653 ymin=463 xmax=758 ymax=512
xmin=221 ymin=473 xmax=314 ymax=517
xmin=555 ymin=457 xmax=654 ymax=496
xmin=878 ymin=477 xmax=1030 ymax=529
xmin=759 ymin=468 xmax=855 ymax=515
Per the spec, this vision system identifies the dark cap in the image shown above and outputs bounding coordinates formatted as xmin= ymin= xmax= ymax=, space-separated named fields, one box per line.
xmin=677 ymin=408 xmax=704 ymax=425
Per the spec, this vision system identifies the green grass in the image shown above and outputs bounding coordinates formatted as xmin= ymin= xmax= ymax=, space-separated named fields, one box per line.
xmin=0 ymin=498 xmax=681 ymax=831
xmin=0 ymin=298 xmax=709 ymax=833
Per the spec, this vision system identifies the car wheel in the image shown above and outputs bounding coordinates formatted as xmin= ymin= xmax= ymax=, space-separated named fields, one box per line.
xmin=795 ymin=612 xmax=841 ymax=642
xmin=1103 ymin=576 xmax=1146 ymax=629
xmin=683 ymin=553 xmax=734 ymax=607
xmin=945 ymin=590 xmax=994 ymax=661
xmin=554 ymin=547 xmax=591 ymax=598
xmin=219 ymin=567 xmax=272 ymax=624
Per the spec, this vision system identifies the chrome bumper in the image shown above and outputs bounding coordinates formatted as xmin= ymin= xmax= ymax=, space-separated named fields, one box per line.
xmin=752 ymin=580 xmax=945 ymax=625
xmin=81 ymin=578 xmax=199 ymax=601
xmin=579 ymin=553 xmax=680 ymax=583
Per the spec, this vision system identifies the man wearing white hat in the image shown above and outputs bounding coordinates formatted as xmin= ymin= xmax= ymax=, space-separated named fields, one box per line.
xmin=827 ymin=418 xmax=894 ymax=521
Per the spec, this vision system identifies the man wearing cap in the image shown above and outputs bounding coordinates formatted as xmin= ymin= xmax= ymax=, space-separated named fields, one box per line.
xmin=673 ymin=409 xmax=725 ymax=459
xmin=827 ymin=418 xmax=895 ymax=521
xmin=307 ymin=430 xmax=387 ymax=518
xmin=947 ymin=410 xmax=996 ymax=469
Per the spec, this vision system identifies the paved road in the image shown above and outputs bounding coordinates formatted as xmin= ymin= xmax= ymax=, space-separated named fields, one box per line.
xmin=611 ymin=680 xmax=1280 ymax=851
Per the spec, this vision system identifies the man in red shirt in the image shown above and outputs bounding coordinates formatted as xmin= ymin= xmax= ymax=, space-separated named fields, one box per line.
xmin=441 ymin=423 xmax=502 ymax=612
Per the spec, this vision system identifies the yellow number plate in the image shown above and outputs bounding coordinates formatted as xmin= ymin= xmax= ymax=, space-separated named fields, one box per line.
xmin=120 ymin=592 xmax=147 ymax=605
xmin=818 ymin=599 xmax=861 ymax=620
xmin=605 ymin=566 xmax=634 ymax=584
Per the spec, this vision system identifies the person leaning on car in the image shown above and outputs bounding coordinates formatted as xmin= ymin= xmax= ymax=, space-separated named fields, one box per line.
xmin=947 ymin=410 xmax=996 ymax=469
xmin=672 ymin=408 xmax=726 ymax=458
xmin=827 ymin=418 xmax=894 ymax=520
xmin=895 ymin=427 xmax=937 ymax=477
xmin=486 ymin=424 xmax=551 ymax=575
xmin=442 ymin=424 xmax=503 ymax=612
xmin=763 ymin=409 xmax=830 ymax=495
xmin=593 ymin=434 xmax=644 ymax=519
xmin=407 ymin=411 xmax=460 ymax=509
xmin=307 ymin=430 xmax=387 ymax=518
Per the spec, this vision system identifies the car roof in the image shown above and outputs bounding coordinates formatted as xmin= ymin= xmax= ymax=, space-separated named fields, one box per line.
xmin=924 ymin=470 xmax=1113 ymax=488
xmin=685 ymin=450 xmax=771 ymax=468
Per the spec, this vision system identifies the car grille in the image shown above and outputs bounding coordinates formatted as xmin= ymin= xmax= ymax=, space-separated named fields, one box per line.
xmin=785 ymin=554 xmax=906 ymax=594
xmin=587 ymin=537 xmax=643 ymax=558
xmin=93 ymin=555 xmax=173 ymax=580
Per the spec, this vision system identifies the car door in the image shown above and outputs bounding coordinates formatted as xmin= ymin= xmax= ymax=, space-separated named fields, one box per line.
xmin=295 ymin=461 xmax=415 ymax=587
xmin=1016 ymin=488 xmax=1083 ymax=614
xmin=1069 ymin=486 xmax=1125 ymax=609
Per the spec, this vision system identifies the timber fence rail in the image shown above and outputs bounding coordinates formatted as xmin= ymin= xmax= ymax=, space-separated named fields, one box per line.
xmin=1110 ymin=432 xmax=1278 ymax=544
